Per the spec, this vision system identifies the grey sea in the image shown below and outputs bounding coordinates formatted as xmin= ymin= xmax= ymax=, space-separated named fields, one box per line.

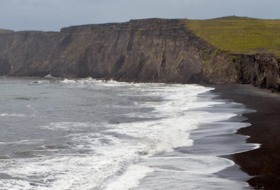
xmin=0 ymin=78 xmax=258 ymax=190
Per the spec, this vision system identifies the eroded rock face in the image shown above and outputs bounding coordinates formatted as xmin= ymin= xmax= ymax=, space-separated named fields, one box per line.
xmin=0 ymin=58 xmax=11 ymax=75
xmin=233 ymin=54 xmax=280 ymax=91
xmin=0 ymin=19 xmax=226 ymax=83
xmin=58 ymin=19 xmax=211 ymax=83
xmin=0 ymin=18 xmax=279 ymax=91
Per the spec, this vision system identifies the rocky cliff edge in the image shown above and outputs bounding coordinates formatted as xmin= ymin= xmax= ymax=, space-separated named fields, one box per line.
xmin=0 ymin=18 xmax=279 ymax=91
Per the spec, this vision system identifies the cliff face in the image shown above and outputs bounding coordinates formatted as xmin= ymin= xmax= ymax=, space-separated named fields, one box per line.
xmin=233 ymin=54 xmax=280 ymax=91
xmin=0 ymin=18 xmax=279 ymax=91
xmin=0 ymin=19 xmax=237 ymax=84
xmin=59 ymin=19 xmax=207 ymax=83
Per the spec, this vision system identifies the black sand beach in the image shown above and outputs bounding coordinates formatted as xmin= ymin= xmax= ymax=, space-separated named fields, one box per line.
xmin=214 ymin=85 xmax=280 ymax=190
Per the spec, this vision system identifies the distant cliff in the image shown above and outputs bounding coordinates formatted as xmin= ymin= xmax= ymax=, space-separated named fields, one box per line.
xmin=0 ymin=18 xmax=279 ymax=91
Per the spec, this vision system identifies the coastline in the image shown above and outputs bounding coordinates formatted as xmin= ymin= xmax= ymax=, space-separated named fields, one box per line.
xmin=1 ymin=76 xmax=280 ymax=189
xmin=213 ymin=84 xmax=280 ymax=190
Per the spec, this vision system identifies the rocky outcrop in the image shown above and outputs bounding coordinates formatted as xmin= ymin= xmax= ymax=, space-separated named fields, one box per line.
xmin=232 ymin=54 xmax=280 ymax=91
xmin=0 ymin=18 xmax=279 ymax=91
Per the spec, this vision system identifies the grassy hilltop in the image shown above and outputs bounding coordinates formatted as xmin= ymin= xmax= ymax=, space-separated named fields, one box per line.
xmin=184 ymin=16 xmax=280 ymax=56
xmin=0 ymin=29 xmax=13 ymax=34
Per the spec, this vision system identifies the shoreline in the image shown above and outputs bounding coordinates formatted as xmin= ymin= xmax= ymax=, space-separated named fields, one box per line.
xmin=2 ymin=76 xmax=279 ymax=188
xmin=213 ymin=84 xmax=280 ymax=190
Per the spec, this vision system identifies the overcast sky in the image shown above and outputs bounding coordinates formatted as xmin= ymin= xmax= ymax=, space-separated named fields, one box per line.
xmin=0 ymin=0 xmax=279 ymax=31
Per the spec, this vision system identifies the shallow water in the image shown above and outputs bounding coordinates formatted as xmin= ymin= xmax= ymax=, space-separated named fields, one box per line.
xmin=0 ymin=78 xmax=258 ymax=190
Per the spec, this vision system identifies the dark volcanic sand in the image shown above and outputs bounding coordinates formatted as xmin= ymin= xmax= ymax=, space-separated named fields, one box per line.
xmin=213 ymin=84 xmax=280 ymax=190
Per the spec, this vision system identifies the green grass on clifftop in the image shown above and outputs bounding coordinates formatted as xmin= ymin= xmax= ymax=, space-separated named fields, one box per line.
xmin=184 ymin=16 xmax=280 ymax=56
xmin=0 ymin=29 xmax=13 ymax=34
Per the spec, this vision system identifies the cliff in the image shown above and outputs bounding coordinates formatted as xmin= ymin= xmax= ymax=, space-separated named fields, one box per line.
xmin=0 ymin=18 xmax=279 ymax=91
xmin=186 ymin=17 xmax=280 ymax=91
xmin=233 ymin=53 xmax=280 ymax=91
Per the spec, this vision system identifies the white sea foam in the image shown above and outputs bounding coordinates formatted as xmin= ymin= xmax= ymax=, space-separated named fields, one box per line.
xmin=60 ymin=78 xmax=77 ymax=84
xmin=59 ymin=77 xmax=159 ymax=89
xmin=31 ymin=80 xmax=50 ymax=85
xmin=44 ymin=74 xmax=55 ymax=79
xmin=0 ymin=79 xmax=257 ymax=190
xmin=0 ymin=139 xmax=43 ymax=145
xmin=143 ymin=155 xmax=235 ymax=174
xmin=104 ymin=165 xmax=154 ymax=190
xmin=0 ymin=113 xmax=26 ymax=117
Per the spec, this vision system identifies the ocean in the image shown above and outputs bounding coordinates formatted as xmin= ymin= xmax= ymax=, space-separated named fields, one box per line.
xmin=0 ymin=78 xmax=259 ymax=190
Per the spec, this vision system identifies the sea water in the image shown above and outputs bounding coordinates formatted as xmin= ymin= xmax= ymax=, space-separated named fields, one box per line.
xmin=0 ymin=78 xmax=258 ymax=190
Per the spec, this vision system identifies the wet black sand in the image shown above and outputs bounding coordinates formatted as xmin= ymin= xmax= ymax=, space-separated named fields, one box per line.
xmin=213 ymin=84 xmax=280 ymax=190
